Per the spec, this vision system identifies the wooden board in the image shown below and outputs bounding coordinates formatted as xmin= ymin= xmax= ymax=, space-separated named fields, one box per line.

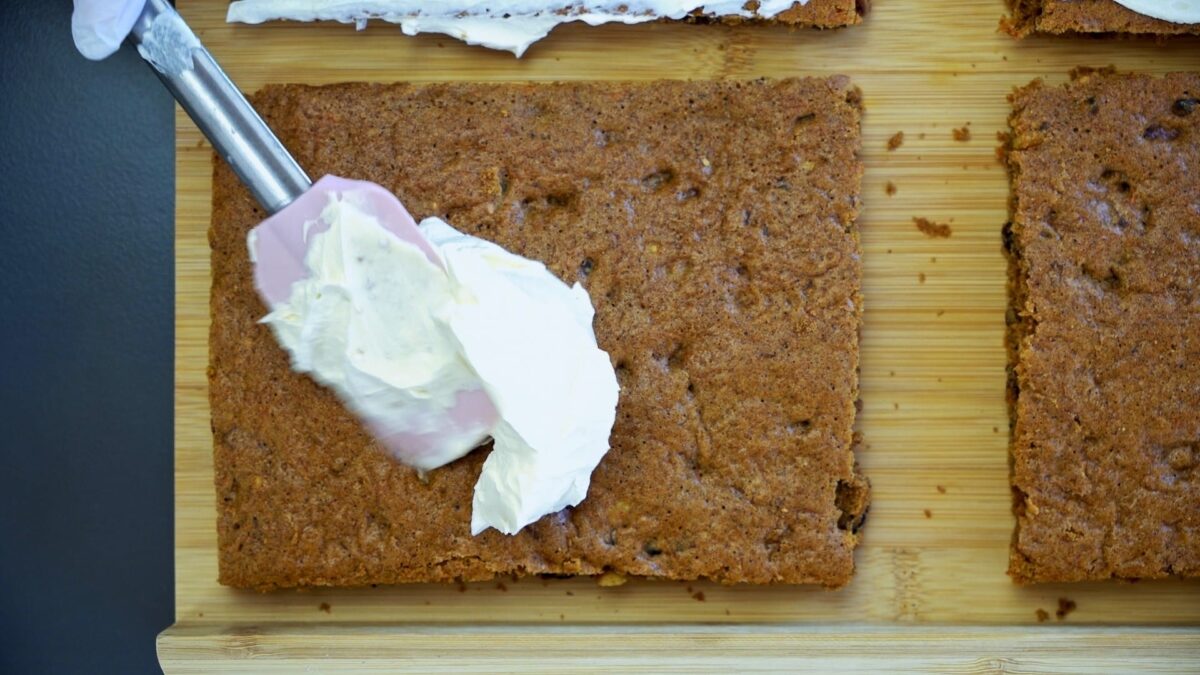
xmin=162 ymin=0 xmax=1200 ymax=670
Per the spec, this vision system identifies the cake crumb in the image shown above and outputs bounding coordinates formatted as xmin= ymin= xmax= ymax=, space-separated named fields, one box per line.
xmin=597 ymin=571 xmax=628 ymax=587
xmin=914 ymin=217 xmax=953 ymax=238
xmin=496 ymin=582 xmax=508 ymax=592
xmin=318 ymin=602 xmax=331 ymax=613
xmin=936 ymin=309 xmax=945 ymax=317
xmin=1036 ymin=608 xmax=1050 ymax=622
xmin=565 ymin=590 xmax=574 ymax=596
xmin=995 ymin=131 xmax=1012 ymax=165
xmin=918 ymin=132 xmax=927 ymax=140
xmin=953 ymin=125 xmax=972 ymax=142
xmin=887 ymin=131 xmax=905 ymax=151
xmin=885 ymin=181 xmax=897 ymax=196
xmin=918 ymin=272 xmax=927 ymax=284
xmin=1056 ymin=597 xmax=1077 ymax=620
xmin=936 ymin=485 xmax=947 ymax=494
xmin=993 ymin=130 xmax=1012 ymax=163
xmin=923 ymin=509 xmax=932 ymax=518
xmin=724 ymin=608 xmax=731 ymax=615
xmin=692 ymin=591 xmax=706 ymax=601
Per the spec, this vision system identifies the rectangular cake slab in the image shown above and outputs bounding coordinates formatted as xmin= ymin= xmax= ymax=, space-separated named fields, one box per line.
xmin=210 ymin=78 xmax=869 ymax=590
xmin=1006 ymin=68 xmax=1200 ymax=583
xmin=226 ymin=0 xmax=870 ymax=30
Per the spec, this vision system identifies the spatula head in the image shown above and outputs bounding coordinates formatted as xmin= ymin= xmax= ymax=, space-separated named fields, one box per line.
xmin=247 ymin=175 xmax=500 ymax=471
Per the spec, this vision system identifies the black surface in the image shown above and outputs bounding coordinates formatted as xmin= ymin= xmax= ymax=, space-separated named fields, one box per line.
xmin=0 ymin=1 xmax=175 ymax=673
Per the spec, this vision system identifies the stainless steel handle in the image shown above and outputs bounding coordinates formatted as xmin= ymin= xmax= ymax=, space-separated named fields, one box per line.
xmin=128 ymin=0 xmax=310 ymax=214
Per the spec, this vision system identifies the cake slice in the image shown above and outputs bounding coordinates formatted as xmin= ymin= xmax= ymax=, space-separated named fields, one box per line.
xmin=1004 ymin=0 xmax=1200 ymax=37
xmin=228 ymin=0 xmax=869 ymax=28
xmin=210 ymin=78 xmax=869 ymax=590
xmin=1006 ymin=68 xmax=1200 ymax=583
xmin=227 ymin=1 xmax=869 ymax=54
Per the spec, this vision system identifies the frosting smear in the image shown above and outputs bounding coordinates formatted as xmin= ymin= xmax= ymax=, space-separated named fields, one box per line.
xmin=255 ymin=193 xmax=619 ymax=535
xmin=227 ymin=1 xmax=811 ymax=56
xmin=1113 ymin=0 xmax=1200 ymax=23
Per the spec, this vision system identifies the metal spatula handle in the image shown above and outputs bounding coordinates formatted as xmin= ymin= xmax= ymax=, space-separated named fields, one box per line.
xmin=128 ymin=0 xmax=310 ymax=214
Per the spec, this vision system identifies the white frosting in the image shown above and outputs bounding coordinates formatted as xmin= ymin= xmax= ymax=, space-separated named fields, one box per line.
xmin=1113 ymin=0 xmax=1200 ymax=24
xmin=136 ymin=8 xmax=202 ymax=75
xmin=227 ymin=0 xmax=808 ymax=55
xmin=260 ymin=199 xmax=492 ymax=471
xmin=258 ymin=196 xmax=619 ymax=535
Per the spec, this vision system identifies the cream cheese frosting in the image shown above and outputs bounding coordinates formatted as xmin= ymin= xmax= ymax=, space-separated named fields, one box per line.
xmin=226 ymin=1 xmax=809 ymax=55
xmin=135 ymin=6 xmax=201 ymax=75
xmin=1113 ymin=0 xmax=1200 ymax=23
xmin=254 ymin=194 xmax=619 ymax=535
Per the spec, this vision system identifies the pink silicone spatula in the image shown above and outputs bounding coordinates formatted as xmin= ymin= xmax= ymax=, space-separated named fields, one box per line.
xmin=129 ymin=0 xmax=499 ymax=468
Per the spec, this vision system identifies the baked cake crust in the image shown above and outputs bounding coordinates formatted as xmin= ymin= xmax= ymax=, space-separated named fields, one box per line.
xmin=210 ymin=78 xmax=869 ymax=590
xmin=1004 ymin=0 xmax=1200 ymax=36
xmin=752 ymin=0 xmax=869 ymax=28
xmin=1006 ymin=68 xmax=1200 ymax=583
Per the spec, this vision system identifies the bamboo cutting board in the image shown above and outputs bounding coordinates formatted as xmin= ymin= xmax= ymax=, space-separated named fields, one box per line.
xmin=162 ymin=0 xmax=1200 ymax=670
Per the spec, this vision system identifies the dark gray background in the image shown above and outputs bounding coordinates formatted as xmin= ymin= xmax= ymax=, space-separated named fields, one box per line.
xmin=0 ymin=0 xmax=175 ymax=673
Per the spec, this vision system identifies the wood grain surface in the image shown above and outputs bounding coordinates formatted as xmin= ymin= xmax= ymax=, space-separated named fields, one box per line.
xmin=163 ymin=0 xmax=1200 ymax=670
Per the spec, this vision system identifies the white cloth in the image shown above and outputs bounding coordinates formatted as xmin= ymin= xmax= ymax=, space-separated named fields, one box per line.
xmin=72 ymin=0 xmax=148 ymax=60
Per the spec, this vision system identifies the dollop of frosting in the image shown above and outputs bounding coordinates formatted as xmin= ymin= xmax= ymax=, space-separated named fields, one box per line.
xmin=257 ymin=195 xmax=619 ymax=535
xmin=227 ymin=1 xmax=811 ymax=56
xmin=1113 ymin=0 xmax=1200 ymax=23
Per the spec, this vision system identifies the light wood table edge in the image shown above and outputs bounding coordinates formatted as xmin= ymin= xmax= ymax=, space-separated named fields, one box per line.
xmin=156 ymin=622 xmax=1200 ymax=672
